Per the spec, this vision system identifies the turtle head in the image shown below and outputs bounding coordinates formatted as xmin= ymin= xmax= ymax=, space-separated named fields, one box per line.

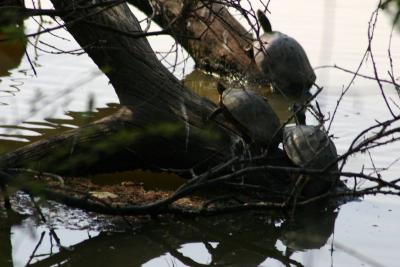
xmin=217 ymin=82 xmax=226 ymax=95
xmin=256 ymin=10 xmax=272 ymax=33
xmin=290 ymin=103 xmax=306 ymax=125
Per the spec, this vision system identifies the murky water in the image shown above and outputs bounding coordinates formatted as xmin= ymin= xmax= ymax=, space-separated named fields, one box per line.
xmin=1 ymin=0 xmax=400 ymax=266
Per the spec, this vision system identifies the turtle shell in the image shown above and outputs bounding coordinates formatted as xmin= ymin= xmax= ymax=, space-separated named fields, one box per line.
xmin=283 ymin=125 xmax=339 ymax=197
xmin=283 ymin=125 xmax=337 ymax=170
xmin=221 ymin=88 xmax=281 ymax=146
xmin=253 ymin=32 xmax=316 ymax=93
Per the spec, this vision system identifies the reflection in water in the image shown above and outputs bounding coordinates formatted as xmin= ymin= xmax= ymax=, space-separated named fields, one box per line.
xmin=0 ymin=78 xmax=23 ymax=106
xmin=18 ymin=203 xmax=338 ymax=267
xmin=0 ymin=12 xmax=26 ymax=77
xmin=184 ymin=70 xmax=301 ymax=121
xmin=0 ymin=14 xmax=27 ymax=108
xmin=0 ymin=34 xmax=26 ymax=77
xmin=0 ymin=210 xmax=26 ymax=267
xmin=0 ymin=216 xmax=12 ymax=267
xmin=281 ymin=205 xmax=337 ymax=253
xmin=0 ymin=103 xmax=120 ymax=153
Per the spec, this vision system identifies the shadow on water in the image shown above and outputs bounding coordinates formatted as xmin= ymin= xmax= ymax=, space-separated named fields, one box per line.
xmin=21 ymin=203 xmax=337 ymax=267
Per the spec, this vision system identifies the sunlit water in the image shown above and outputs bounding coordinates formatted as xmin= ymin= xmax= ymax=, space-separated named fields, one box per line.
xmin=1 ymin=0 xmax=400 ymax=266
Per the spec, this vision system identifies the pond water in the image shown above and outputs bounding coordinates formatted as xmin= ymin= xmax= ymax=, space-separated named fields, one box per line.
xmin=1 ymin=0 xmax=400 ymax=266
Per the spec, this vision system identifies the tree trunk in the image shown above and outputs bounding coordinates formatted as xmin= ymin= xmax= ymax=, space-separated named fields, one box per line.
xmin=0 ymin=1 xmax=244 ymax=175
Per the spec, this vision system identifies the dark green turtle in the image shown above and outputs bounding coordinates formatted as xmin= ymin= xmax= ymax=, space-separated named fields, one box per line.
xmin=253 ymin=10 xmax=316 ymax=94
xmin=209 ymin=83 xmax=281 ymax=149
xmin=283 ymin=104 xmax=338 ymax=196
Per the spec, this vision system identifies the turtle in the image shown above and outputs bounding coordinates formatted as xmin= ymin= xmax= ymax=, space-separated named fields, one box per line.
xmin=282 ymin=104 xmax=338 ymax=197
xmin=209 ymin=83 xmax=281 ymax=149
xmin=252 ymin=10 xmax=316 ymax=94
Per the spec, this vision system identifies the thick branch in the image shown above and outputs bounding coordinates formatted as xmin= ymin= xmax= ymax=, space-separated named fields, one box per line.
xmin=128 ymin=0 xmax=262 ymax=78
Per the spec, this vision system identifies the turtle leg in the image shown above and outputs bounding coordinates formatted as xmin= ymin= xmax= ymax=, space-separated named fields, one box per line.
xmin=208 ymin=107 xmax=223 ymax=121
xmin=244 ymin=44 xmax=254 ymax=59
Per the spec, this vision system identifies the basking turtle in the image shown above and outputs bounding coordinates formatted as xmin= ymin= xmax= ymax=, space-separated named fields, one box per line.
xmin=253 ymin=10 xmax=316 ymax=94
xmin=209 ymin=83 xmax=281 ymax=149
xmin=283 ymin=104 xmax=338 ymax=196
